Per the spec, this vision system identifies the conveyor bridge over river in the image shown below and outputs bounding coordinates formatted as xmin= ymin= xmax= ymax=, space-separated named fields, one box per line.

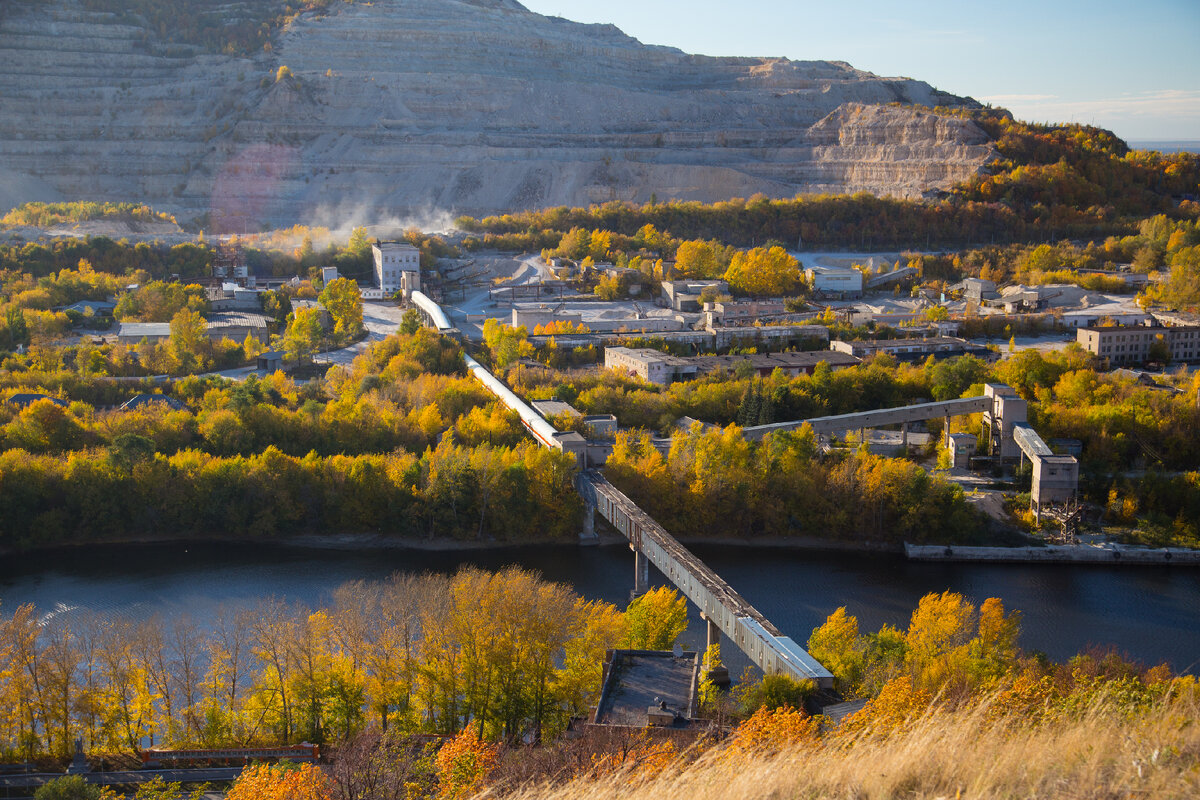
xmin=411 ymin=292 xmax=835 ymax=689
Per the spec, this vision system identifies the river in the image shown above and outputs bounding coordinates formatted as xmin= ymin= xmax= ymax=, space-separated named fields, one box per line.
xmin=1 ymin=541 xmax=1197 ymax=674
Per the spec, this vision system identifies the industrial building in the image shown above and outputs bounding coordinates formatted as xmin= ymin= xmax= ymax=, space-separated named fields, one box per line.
xmin=116 ymin=322 xmax=171 ymax=344
xmin=605 ymin=346 xmax=859 ymax=386
xmin=805 ymin=265 xmax=863 ymax=298
xmin=1077 ymin=324 xmax=1200 ymax=365
xmin=605 ymin=347 xmax=699 ymax=385
xmin=530 ymin=399 xmax=618 ymax=437
xmin=702 ymin=300 xmax=787 ymax=327
xmin=512 ymin=305 xmax=584 ymax=330
xmin=946 ymin=433 xmax=977 ymax=468
xmin=206 ymin=285 xmax=263 ymax=312
xmin=116 ymin=313 xmax=270 ymax=346
xmin=830 ymin=336 xmax=992 ymax=362
xmin=205 ymin=312 xmax=270 ymax=343
xmin=371 ymin=241 xmax=421 ymax=298
xmin=660 ymin=279 xmax=729 ymax=311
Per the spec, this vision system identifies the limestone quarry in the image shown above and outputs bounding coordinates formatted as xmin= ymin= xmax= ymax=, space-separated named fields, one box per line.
xmin=0 ymin=0 xmax=998 ymax=229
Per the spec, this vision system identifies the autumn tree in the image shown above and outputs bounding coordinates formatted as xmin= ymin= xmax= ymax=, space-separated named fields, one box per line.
xmin=481 ymin=319 xmax=532 ymax=370
xmin=114 ymin=281 xmax=206 ymax=322
xmin=722 ymin=246 xmax=804 ymax=296
xmin=726 ymin=704 xmax=818 ymax=756
xmin=168 ymin=308 xmax=209 ymax=374
xmin=318 ymin=277 xmax=364 ymax=342
xmin=435 ymin=729 xmax=498 ymax=800
xmin=674 ymin=240 xmax=727 ymax=279
xmin=226 ymin=763 xmax=331 ymax=800
xmin=282 ymin=307 xmax=325 ymax=364
xmin=621 ymin=587 xmax=687 ymax=651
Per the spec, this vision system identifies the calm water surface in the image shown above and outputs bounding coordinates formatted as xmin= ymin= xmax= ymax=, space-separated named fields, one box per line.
xmin=1 ymin=541 xmax=1197 ymax=673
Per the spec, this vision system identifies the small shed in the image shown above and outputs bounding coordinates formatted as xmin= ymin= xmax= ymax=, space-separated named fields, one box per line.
xmin=119 ymin=394 xmax=186 ymax=412
xmin=257 ymin=351 xmax=284 ymax=372
xmin=6 ymin=393 xmax=67 ymax=409
xmin=946 ymin=433 xmax=977 ymax=469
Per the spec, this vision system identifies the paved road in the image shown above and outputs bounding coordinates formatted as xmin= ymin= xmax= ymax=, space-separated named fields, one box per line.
xmin=312 ymin=301 xmax=406 ymax=367
xmin=199 ymin=301 xmax=406 ymax=380
xmin=0 ymin=767 xmax=242 ymax=790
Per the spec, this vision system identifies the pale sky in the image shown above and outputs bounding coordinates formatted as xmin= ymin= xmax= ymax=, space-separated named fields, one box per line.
xmin=519 ymin=0 xmax=1200 ymax=141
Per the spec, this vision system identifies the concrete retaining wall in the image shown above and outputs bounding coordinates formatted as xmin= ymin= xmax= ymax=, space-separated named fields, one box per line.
xmin=905 ymin=543 xmax=1200 ymax=565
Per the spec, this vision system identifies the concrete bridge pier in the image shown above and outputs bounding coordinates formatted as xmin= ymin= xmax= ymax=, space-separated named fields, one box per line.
xmin=632 ymin=546 xmax=650 ymax=599
xmin=901 ymin=422 xmax=909 ymax=453
xmin=580 ymin=502 xmax=597 ymax=544
xmin=702 ymin=613 xmax=720 ymax=653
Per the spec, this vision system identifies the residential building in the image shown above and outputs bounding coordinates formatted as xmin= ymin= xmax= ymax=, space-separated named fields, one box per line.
xmin=1077 ymin=324 xmax=1200 ymax=365
xmin=371 ymin=241 xmax=421 ymax=297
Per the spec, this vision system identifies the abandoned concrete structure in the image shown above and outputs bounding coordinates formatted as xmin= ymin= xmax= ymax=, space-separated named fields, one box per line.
xmin=372 ymin=241 xmax=421 ymax=298
xmin=604 ymin=346 xmax=859 ymax=386
xmin=743 ymin=382 xmax=1079 ymax=524
xmin=1077 ymin=324 xmax=1200 ymax=365
xmin=592 ymin=649 xmax=700 ymax=729
xmin=830 ymin=336 xmax=992 ymax=362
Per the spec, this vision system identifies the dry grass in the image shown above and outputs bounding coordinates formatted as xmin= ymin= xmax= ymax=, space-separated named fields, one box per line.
xmin=499 ymin=696 xmax=1200 ymax=800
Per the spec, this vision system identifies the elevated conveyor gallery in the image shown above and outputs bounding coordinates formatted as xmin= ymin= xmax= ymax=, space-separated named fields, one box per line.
xmin=579 ymin=471 xmax=834 ymax=689
xmin=410 ymin=291 xmax=835 ymax=690
xmin=740 ymin=383 xmax=1078 ymax=519
xmin=742 ymin=396 xmax=991 ymax=440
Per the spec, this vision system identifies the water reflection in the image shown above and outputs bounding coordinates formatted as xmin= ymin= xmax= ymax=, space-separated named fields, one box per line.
xmin=1 ymin=541 xmax=1197 ymax=673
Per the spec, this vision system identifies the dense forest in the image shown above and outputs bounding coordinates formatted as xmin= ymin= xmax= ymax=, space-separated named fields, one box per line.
xmin=500 ymin=343 xmax=1200 ymax=546
xmin=0 ymin=330 xmax=581 ymax=550
xmin=1 ymin=203 xmax=177 ymax=229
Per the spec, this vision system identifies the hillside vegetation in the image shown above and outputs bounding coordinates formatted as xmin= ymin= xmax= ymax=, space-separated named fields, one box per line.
xmin=502 ymin=696 xmax=1199 ymax=800
xmin=1 ymin=202 xmax=176 ymax=228
xmin=457 ymin=114 xmax=1200 ymax=251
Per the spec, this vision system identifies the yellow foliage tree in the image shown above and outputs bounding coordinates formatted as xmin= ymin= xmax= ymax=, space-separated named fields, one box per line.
xmin=723 ymin=246 xmax=803 ymax=296
xmin=621 ymin=587 xmax=687 ymax=651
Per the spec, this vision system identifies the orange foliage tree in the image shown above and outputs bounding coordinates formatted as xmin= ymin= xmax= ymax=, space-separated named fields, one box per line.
xmin=435 ymin=729 xmax=499 ymax=800
xmin=727 ymin=705 xmax=819 ymax=755
xmin=225 ymin=763 xmax=331 ymax=800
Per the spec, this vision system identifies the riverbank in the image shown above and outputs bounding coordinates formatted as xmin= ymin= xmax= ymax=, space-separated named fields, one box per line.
xmin=4 ymin=537 xmax=1200 ymax=670
xmin=677 ymin=535 xmax=904 ymax=555
xmin=7 ymin=528 xmax=1198 ymax=566
xmin=905 ymin=541 xmax=1200 ymax=565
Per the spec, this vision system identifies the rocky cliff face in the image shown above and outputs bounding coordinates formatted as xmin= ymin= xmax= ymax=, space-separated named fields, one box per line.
xmin=0 ymin=0 xmax=996 ymax=229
